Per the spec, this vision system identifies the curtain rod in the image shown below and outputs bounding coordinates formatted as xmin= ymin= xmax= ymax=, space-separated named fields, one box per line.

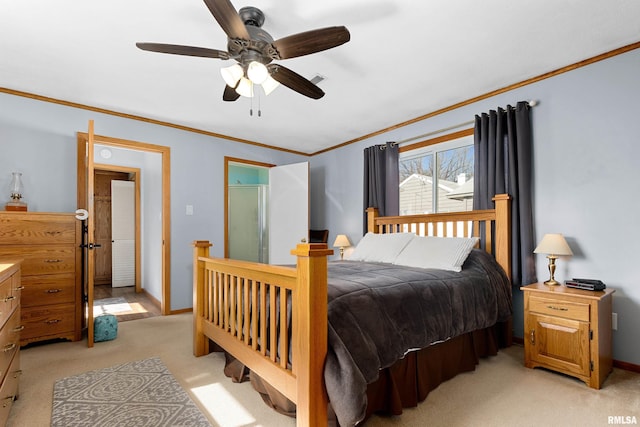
xmin=395 ymin=99 xmax=538 ymax=146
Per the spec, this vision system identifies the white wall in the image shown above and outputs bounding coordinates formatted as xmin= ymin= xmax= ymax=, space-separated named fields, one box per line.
xmin=310 ymin=48 xmax=640 ymax=365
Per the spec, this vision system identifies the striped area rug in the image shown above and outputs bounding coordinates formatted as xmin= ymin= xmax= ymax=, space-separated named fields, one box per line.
xmin=52 ymin=357 xmax=212 ymax=427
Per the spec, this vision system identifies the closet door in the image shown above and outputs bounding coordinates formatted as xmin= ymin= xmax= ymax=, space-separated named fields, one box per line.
xmin=111 ymin=180 xmax=135 ymax=287
xmin=268 ymin=162 xmax=309 ymax=265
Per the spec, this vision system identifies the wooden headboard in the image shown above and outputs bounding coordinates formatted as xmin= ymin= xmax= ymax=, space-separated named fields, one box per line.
xmin=366 ymin=194 xmax=512 ymax=280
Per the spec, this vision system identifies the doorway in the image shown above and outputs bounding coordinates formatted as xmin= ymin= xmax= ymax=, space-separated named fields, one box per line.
xmin=77 ymin=132 xmax=171 ymax=320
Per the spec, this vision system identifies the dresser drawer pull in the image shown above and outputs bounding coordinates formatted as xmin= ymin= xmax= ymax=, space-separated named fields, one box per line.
xmin=2 ymin=343 xmax=16 ymax=352
xmin=12 ymin=325 xmax=25 ymax=333
xmin=13 ymin=369 xmax=23 ymax=379
xmin=46 ymin=319 xmax=61 ymax=324
xmin=2 ymin=295 xmax=16 ymax=302
xmin=14 ymin=286 xmax=25 ymax=291
xmin=46 ymin=289 xmax=62 ymax=294
xmin=530 ymin=329 xmax=535 ymax=344
xmin=45 ymin=231 xmax=62 ymax=236
xmin=546 ymin=305 xmax=569 ymax=311
xmin=44 ymin=259 xmax=63 ymax=263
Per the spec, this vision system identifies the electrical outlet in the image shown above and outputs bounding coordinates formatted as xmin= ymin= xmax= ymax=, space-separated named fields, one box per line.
xmin=186 ymin=205 xmax=194 ymax=216
xmin=612 ymin=312 xmax=618 ymax=330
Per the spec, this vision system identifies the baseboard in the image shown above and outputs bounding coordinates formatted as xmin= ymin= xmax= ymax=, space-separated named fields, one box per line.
xmin=613 ymin=359 xmax=640 ymax=373
xmin=171 ymin=307 xmax=193 ymax=315
xmin=510 ymin=336 xmax=640 ymax=373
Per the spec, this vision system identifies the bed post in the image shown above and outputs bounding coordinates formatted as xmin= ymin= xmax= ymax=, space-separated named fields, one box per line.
xmin=291 ymin=243 xmax=333 ymax=427
xmin=492 ymin=194 xmax=512 ymax=281
xmin=193 ymin=240 xmax=212 ymax=357
xmin=366 ymin=207 xmax=380 ymax=233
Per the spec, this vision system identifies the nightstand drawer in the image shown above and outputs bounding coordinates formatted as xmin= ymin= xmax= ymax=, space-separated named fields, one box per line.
xmin=529 ymin=296 xmax=589 ymax=321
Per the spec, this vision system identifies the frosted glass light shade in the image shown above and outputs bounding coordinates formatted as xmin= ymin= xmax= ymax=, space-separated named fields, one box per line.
xmin=261 ymin=75 xmax=280 ymax=95
xmin=247 ymin=61 xmax=268 ymax=84
xmin=220 ymin=64 xmax=243 ymax=87
xmin=235 ymin=77 xmax=254 ymax=98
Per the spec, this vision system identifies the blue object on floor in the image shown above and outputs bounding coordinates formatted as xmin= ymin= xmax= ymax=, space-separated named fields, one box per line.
xmin=94 ymin=314 xmax=118 ymax=342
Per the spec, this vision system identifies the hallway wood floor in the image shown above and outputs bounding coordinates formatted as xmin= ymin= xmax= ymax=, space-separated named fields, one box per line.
xmin=94 ymin=284 xmax=161 ymax=322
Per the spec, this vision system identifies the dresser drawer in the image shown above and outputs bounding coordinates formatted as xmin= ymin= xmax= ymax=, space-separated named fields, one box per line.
xmin=0 ymin=351 xmax=20 ymax=427
xmin=0 ymin=309 xmax=20 ymax=376
xmin=0 ymin=214 xmax=77 ymax=245
xmin=529 ymin=296 xmax=590 ymax=322
xmin=0 ymin=277 xmax=15 ymax=330
xmin=20 ymin=274 xmax=76 ymax=307
xmin=0 ymin=246 xmax=75 ymax=277
xmin=21 ymin=304 xmax=75 ymax=343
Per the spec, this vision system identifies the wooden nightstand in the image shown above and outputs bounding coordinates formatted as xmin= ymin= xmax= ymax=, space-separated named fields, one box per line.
xmin=521 ymin=283 xmax=615 ymax=389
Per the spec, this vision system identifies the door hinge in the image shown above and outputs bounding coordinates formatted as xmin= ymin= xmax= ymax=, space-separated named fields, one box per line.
xmin=590 ymin=360 xmax=594 ymax=371
xmin=589 ymin=330 xmax=593 ymax=340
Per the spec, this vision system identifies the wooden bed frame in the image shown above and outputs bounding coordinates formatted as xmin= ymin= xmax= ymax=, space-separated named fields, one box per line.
xmin=193 ymin=194 xmax=511 ymax=427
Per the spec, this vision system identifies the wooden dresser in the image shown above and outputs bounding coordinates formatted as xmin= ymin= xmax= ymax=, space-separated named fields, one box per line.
xmin=0 ymin=212 xmax=82 ymax=346
xmin=0 ymin=260 xmax=22 ymax=425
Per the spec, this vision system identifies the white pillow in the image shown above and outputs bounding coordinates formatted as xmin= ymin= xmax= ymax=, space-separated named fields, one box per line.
xmin=393 ymin=236 xmax=479 ymax=272
xmin=348 ymin=232 xmax=415 ymax=263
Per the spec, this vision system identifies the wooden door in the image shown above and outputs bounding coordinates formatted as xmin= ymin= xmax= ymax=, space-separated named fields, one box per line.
xmin=86 ymin=120 xmax=97 ymax=347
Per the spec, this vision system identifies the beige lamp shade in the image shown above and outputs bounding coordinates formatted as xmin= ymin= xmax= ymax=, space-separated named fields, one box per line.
xmin=534 ymin=234 xmax=573 ymax=256
xmin=534 ymin=233 xmax=572 ymax=286
xmin=333 ymin=234 xmax=351 ymax=248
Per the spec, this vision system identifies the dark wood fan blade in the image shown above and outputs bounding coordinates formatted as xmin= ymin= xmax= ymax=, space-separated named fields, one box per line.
xmin=203 ymin=0 xmax=250 ymax=40
xmin=223 ymin=84 xmax=240 ymax=101
xmin=136 ymin=42 xmax=230 ymax=59
xmin=272 ymin=26 xmax=350 ymax=60
xmin=267 ymin=64 xmax=324 ymax=99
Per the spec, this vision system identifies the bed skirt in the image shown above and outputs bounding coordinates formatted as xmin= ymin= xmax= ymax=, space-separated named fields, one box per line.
xmin=218 ymin=319 xmax=512 ymax=425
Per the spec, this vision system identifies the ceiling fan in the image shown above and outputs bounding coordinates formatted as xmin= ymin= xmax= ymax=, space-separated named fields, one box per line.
xmin=136 ymin=0 xmax=351 ymax=101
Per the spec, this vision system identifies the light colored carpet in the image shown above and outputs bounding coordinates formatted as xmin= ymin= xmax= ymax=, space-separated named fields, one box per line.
xmin=8 ymin=313 xmax=640 ymax=426
xmin=52 ymin=357 xmax=211 ymax=427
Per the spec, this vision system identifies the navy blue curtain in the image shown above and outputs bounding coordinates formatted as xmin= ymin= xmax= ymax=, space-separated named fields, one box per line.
xmin=473 ymin=101 xmax=536 ymax=286
xmin=363 ymin=142 xmax=399 ymax=234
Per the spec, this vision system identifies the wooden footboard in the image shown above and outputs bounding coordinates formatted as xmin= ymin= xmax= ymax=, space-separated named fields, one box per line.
xmin=193 ymin=241 xmax=333 ymax=427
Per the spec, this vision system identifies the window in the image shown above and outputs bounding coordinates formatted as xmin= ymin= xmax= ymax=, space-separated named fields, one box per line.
xmin=399 ymin=131 xmax=474 ymax=214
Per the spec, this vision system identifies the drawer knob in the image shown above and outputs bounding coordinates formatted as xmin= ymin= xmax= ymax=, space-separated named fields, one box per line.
xmin=2 ymin=343 xmax=16 ymax=352
xmin=546 ymin=305 xmax=568 ymax=311
xmin=46 ymin=319 xmax=61 ymax=324
xmin=44 ymin=259 xmax=63 ymax=263
xmin=46 ymin=289 xmax=62 ymax=294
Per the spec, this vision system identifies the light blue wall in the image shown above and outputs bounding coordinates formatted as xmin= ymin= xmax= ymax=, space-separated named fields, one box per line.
xmin=0 ymin=94 xmax=306 ymax=311
xmin=310 ymin=48 xmax=640 ymax=365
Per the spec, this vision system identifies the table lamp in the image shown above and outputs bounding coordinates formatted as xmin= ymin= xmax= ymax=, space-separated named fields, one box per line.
xmin=534 ymin=233 xmax=573 ymax=286
xmin=333 ymin=234 xmax=352 ymax=260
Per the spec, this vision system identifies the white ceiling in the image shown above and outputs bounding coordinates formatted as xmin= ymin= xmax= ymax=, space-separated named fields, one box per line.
xmin=2 ymin=1 xmax=639 ymax=154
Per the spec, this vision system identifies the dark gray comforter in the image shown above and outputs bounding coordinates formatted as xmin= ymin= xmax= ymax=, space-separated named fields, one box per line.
xmin=324 ymin=249 xmax=512 ymax=426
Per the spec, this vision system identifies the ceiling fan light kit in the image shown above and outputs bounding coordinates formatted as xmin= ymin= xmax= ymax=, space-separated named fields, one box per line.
xmin=136 ymin=0 xmax=350 ymax=102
